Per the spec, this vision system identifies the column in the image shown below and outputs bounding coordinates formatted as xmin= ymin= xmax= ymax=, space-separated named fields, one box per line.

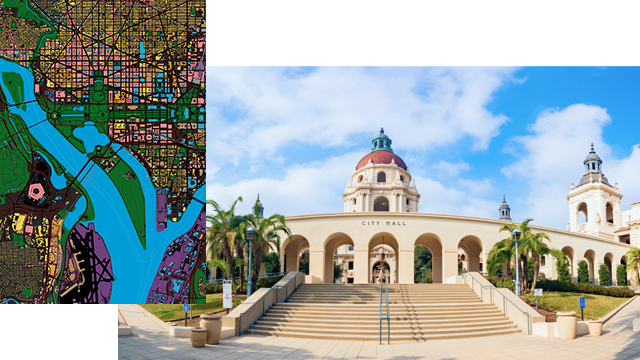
xmin=443 ymin=247 xmax=459 ymax=284
xmin=392 ymin=193 xmax=397 ymax=212
xmin=400 ymin=194 xmax=405 ymax=212
xmin=357 ymin=193 xmax=363 ymax=212
xmin=546 ymin=253 xmax=557 ymax=280
xmin=398 ymin=248 xmax=414 ymax=284
xmin=309 ymin=248 xmax=324 ymax=283
xmin=432 ymin=254 xmax=443 ymax=283
xmin=353 ymin=249 xmax=369 ymax=284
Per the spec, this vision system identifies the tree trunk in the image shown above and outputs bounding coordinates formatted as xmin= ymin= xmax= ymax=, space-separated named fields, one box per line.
xmin=252 ymin=247 xmax=265 ymax=287
xmin=532 ymin=257 xmax=540 ymax=292
xmin=221 ymin=238 xmax=237 ymax=294
xmin=235 ymin=242 xmax=244 ymax=293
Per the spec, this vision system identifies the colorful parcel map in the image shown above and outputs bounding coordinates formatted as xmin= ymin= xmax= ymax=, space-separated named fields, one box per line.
xmin=0 ymin=0 xmax=206 ymax=304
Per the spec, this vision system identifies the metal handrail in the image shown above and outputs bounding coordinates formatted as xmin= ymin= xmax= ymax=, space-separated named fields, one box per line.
xmin=238 ymin=271 xmax=303 ymax=335
xmin=379 ymin=269 xmax=390 ymax=344
xmin=207 ymin=272 xmax=287 ymax=284
xmin=464 ymin=270 xmax=532 ymax=335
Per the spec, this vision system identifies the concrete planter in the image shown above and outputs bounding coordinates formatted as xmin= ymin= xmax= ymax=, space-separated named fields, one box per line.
xmin=200 ymin=313 xmax=223 ymax=345
xmin=190 ymin=327 xmax=207 ymax=348
xmin=556 ymin=311 xmax=577 ymax=340
xmin=588 ymin=320 xmax=602 ymax=336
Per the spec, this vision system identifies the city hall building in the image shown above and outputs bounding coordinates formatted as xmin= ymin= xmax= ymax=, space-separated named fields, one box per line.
xmin=281 ymin=129 xmax=640 ymax=285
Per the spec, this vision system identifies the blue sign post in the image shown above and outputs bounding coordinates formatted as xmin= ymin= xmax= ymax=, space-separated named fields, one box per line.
xmin=579 ymin=297 xmax=585 ymax=321
xmin=183 ymin=303 xmax=189 ymax=326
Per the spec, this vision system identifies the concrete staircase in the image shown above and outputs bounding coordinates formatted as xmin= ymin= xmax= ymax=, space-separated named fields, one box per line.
xmin=247 ymin=284 xmax=521 ymax=341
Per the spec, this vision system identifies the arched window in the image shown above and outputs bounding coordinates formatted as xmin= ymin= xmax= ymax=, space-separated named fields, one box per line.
xmin=377 ymin=172 xmax=386 ymax=183
xmin=400 ymin=175 xmax=404 ymax=183
xmin=592 ymin=163 xmax=595 ymax=170
xmin=373 ymin=196 xmax=389 ymax=211
xmin=578 ymin=202 xmax=588 ymax=224
xmin=358 ymin=175 xmax=363 ymax=183
xmin=352 ymin=198 xmax=356 ymax=205
xmin=606 ymin=203 xmax=614 ymax=224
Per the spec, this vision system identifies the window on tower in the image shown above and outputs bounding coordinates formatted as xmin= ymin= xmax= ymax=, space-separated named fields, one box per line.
xmin=592 ymin=163 xmax=595 ymax=170
xmin=377 ymin=172 xmax=386 ymax=183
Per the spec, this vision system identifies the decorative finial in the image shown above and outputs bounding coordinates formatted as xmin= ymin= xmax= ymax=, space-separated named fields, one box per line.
xmin=503 ymin=195 xmax=506 ymax=202
xmin=257 ymin=193 xmax=260 ymax=200
xmin=591 ymin=143 xmax=594 ymax=151
xmin=571 ymin=181 xmax=574 ymax=190
xmin=380 ymin=127 xmax=384 ymax=134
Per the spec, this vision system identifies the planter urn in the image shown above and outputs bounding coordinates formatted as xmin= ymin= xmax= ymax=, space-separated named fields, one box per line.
xmin=200 ymin=313 xmax=223 ymax=345
xmin=589 ymin=319 xmax=602 ymax=337
xmin=556 ymin=311 xmax=577 ymax=340
xmin=190 ymin=327 xmax=208 ymax=348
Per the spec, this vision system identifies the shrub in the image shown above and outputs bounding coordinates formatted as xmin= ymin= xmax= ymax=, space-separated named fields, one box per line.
xmin=577 ymin=260 xmax=589 ymax=284
xmin=598 ymin=264 xmax=610 ymax=286
xmin=535 ymin=279 xmax=634 ymax=298
xmin=617 ymin=264 xmax=627 ymax=286
xmin=487 ymin=276 xmax=515 ymax=291
xmin=205 ymin=274 xmax=286 ymax=294
xmin=206 ymin=283 xmax=223 ymax=294
xmin=556 ymin=259 xmax=571 ymax=282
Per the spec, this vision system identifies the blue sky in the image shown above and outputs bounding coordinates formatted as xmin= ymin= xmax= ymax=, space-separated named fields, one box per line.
xmin=207 ymin=67 xmax=640 ymax=230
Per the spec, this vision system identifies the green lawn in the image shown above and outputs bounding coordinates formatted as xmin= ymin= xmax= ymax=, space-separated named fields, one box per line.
xmin=139 ymin=294 xmax=244 ymax=321
xmin=522 ymin=291 xmax=628 ymax=319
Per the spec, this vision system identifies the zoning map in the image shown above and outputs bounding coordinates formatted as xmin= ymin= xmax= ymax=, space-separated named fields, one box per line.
xmin=0 ymin=0 xmax=206 ymax=304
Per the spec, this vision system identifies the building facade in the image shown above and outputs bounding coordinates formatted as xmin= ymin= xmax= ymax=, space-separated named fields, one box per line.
xmin=281 ymin=131 xmax=638 ymax=286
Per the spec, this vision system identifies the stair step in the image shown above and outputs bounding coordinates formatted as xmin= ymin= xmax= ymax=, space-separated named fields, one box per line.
xmin=247 ymin=327 xmax=521 ymax=341
xmin=255 ymin=318 xmax=513 ymax=330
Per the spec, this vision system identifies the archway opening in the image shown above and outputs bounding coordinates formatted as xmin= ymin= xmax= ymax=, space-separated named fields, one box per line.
xmin=561 ymin=246 xmax=575 ymax=281
xmin=584 ymin=249 xmax=596 ymax=284
xmin=415 ymin=233 xmax=443 ymax=283
xmin=282 ymin=235 xmax=309 ymax=273
xmin=372 ymin=260 xmax=391 ymax=283
xmin=578 ymin=202 xmax=588 ymax=226
xmin=299 ymin=247 xmax=310 ymax=275
xmin=458 ymin=236 xmax=484 ymax=273
xmin=368 ymin=234 xmax=399 ymax=284
xmin=604 ymin=253 xmax=613 ymax=286
xmin=373 ymin=196 xmax=390 ymax=212
xmin=606 ymin=203 xmax=614 ymax=225
xmin=323 ymin=233 xmax=355 ymax=284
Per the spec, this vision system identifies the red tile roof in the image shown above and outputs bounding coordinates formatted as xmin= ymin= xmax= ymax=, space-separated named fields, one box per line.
xmin=614 ymin=226 xmax=631 ymax=233
xmin=356 ymin=151 xmax=407 ymax=170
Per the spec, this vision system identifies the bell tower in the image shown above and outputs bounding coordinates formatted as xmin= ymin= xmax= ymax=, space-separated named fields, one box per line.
xmin=567 ymin=144 xmax=622 ymax=240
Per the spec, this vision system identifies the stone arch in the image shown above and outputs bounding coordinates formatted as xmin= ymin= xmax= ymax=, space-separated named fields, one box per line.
xmin=561 ymin=246 xmax=575 ymax=281
xmin=377 ymin=171 xmax=387 ymax=183
xmin=604 ymin=252 xmax=614 ymax=285
xmin=577 ymin=202 xmax=588 ymax=225
xmin=621 ymin=255 xmax=627 ymax=265
xmin=458 ymin=235 xmax=484 ymax=273
xmin=358 ymin=175 xmax=363 ymax=183
xmin=323 ymin=232 xmax=355 ymax=283
xmin=606 ymin=202 xmax=614 ymax=225
xmin=415 ymin=233 xmax=443 ymax=283
xmin=282 ymin=235 xmax=309 ymax=273
xmin=368 ymin=232 xmax=399 ymax=284
xmin=584 ymin=249 xmax=596 ymax=283
xmin=372 ymin=260 xmax=391 ymax=283
xmin=373 ymin=196 xmax=390 ymax=212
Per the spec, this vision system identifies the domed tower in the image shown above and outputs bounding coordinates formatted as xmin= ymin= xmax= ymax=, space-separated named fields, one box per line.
xmin=567 ymin=144 xmax=622 ymax=240
xmin=499 ymin=196 xmax=511 ymax=221
xmin=343 ymin=128 xmax=420 ymax=212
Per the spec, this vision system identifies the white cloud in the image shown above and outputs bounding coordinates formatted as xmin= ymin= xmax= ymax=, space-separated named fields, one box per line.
xmin=432 ymin=160 xmax=471 ymax=176
xmin=501 ymin=104 xmax=640 ymax=229
xmin=208 ymin=67 xmax=520 ymax=170
xmin=414 ymin=176 xmax=499 ymax=219
xmin=206 ymin=152 xmax=364 ymax=216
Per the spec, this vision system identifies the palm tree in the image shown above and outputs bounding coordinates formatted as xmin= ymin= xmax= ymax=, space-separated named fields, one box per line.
xmin=527 ymin=232 xmax=551 ymax=291
xmin=498 ymin=218 xmax=536 ymax=294
xmin=245 ymin=198 xmax=291 ymax=287
xmin=206 ymin=197 xmax=247 ymax=293
xmin=487 ymin=238 xmax=514 ymax=278
xmin=626 ymin=248 xmax=640 ymax=289
xmin=549 ymin=249 xmax=571 ymax=282
xmin=206 ymin=229 xmax=224 ymax=280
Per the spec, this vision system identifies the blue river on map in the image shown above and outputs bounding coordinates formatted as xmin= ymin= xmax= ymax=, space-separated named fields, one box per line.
xmin=0 ymin=58 xmax=205 ymax=303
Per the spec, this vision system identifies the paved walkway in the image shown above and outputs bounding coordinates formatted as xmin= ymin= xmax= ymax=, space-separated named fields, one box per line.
xmin=119 ymin=300 xmax=640 ymax=360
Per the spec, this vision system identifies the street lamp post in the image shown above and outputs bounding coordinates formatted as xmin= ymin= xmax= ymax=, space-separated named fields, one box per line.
xmin=512 ymin=228 xmax=521 ymax=298
xmin=246 ymin=226 xmax=255 ymax=297
xmin=421 ymin=266 xmax=425 ymax=283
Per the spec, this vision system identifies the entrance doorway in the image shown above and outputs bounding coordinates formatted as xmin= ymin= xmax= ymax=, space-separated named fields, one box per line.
xmin=372 ymin=261 xmax=390 ymax=283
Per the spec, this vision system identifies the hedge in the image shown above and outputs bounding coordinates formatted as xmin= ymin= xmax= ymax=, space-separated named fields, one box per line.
xmin=535 ymin=279 xmax=634 ymax=298
xmin=205 ymin=274 xmax=286 ymax=294
xmin=487 ymin=276 xmax=515 ymax=291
